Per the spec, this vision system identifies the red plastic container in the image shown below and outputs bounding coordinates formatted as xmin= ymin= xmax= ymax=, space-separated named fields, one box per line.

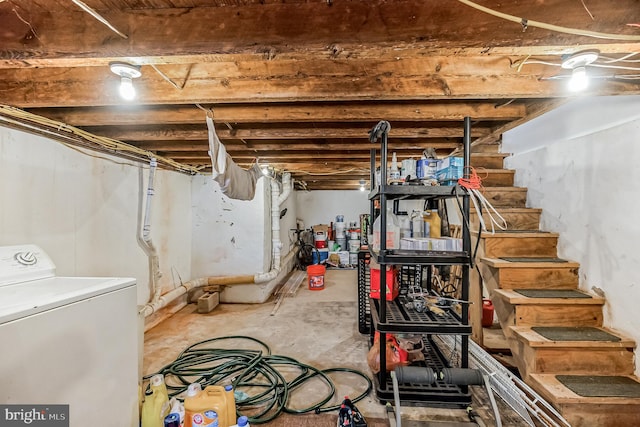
xmin=482 ymin=299 xmax=494 ymax=327
xmin=307 ymin=264 xmax=326 ymax=290
xmin=370 ymin=267 xmax=399 ymax=301
xmin=314 ymin=240 xmax=327 ymax=249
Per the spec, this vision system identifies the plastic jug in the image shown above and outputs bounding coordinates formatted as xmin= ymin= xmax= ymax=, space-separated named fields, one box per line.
xmin=184 ymin=384 xmax=236 ymax=427
xmin=372 ymin=205 xmax=399 ymax=250
xmin=422 ymin=209 xmax=441 ymax=238
xmin=141 ymin=387 xmax=170 ymax=427
xmin=150 ymin=374 xmax=170 ymax=407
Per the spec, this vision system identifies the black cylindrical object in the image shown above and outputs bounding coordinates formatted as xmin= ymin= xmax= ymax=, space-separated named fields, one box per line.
xmin=393 ymin=366 xmax=436 ymax=385
xmin=395 ymin=366 xmax=484 ymax=386
xmin=440 ymin=368 xmax=484 ymax=386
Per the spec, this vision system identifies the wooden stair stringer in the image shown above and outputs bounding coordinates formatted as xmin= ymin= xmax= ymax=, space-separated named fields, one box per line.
xmin=473 ymin=157 xmax=640 ymax=427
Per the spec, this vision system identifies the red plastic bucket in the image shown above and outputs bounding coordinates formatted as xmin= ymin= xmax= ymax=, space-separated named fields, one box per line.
xmin=307 ymin=264 xmax=326 ymax=290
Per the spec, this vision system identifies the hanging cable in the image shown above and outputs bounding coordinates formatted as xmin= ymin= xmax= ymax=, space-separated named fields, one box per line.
xmin=455 ymin=0 xmax=640 ymax=41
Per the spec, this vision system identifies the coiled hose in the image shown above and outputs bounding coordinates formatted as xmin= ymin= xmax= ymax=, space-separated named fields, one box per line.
xmin=144 ymin=335 xmax=372 ymax=424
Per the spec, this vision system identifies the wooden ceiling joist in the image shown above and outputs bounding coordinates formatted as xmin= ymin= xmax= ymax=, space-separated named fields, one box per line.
xmin=27 ymin=102 xmax=526 ymax=125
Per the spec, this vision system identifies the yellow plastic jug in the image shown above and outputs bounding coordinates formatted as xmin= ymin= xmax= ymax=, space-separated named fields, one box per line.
xmin=141 ymin=387 xmax=170 ymax=427
xmin=423 ymin=209 xmax=441 ymax=238
xmin=150 ymin=374 xmax=170 ymax=406
xmin=184 ymin=384 xmax=236 ymax=427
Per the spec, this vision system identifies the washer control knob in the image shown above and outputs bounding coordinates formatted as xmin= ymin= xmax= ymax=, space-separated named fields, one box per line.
xmin=15 ymin=251 xmax=37 ymax=266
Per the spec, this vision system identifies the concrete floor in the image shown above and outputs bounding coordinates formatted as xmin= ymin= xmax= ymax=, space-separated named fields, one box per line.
xmin=144 ymin=269 xmax=530 ymax=426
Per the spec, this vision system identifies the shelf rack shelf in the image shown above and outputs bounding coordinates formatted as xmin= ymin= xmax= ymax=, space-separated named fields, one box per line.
xmin=372 ymin=336 xmax=472 ymax=405
xmin=370 ymin=296 xmax=471 ymax=335
xmin=366 ymin=117 xmax=473 ymax=407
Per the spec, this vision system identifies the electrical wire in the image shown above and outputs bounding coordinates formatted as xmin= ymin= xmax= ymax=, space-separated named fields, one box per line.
xmin=455 ymin=0 xmax=640 ymax=41
xmin=144 ymin=335 xmax=372 ymax=424
xmin=71 ymin=0 xmax=128 ymax=39
xmin=0 ymin=105 xmax=201 ymax=175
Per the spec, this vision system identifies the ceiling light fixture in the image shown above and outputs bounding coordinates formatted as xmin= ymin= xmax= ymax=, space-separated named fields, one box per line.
xmin=109 ymin=62 xmax=142 ymax=100
xmin=561 ymin=50 xmax=599 ymax=92
xmin=359 ymin=179 xmax=366 ymax=191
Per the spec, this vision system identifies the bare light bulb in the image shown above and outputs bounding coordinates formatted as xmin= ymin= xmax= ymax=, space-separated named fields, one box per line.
xmin=568 ymin=66 xmax=589 ymax=92
xmin=359 ymin=179 xmax=366 ymax=191
xmin=119 ymin=76 xmax=136 ymax=100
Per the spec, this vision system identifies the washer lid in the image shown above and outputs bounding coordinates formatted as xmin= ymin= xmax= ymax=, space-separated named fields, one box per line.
xmin=0 ymin=244 xmax=56 ymax=286
xmin=0 ymin=276 xmax=136 ymax=325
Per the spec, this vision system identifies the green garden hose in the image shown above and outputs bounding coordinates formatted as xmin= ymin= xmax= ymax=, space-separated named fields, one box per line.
xmin=144 ymin=335 xmax=372 ymax=424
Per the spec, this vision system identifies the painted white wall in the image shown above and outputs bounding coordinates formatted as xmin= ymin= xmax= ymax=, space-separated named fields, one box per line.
xmin=190 ymin=175 xmax=297 ymax=303
xmin=295 ymin=190 xmax=369 ymax=229
xmin=191 ymin=175 xmax=270 ymax=277
xmin=503 ymin=95 xmax=640 ymax=374
xmin=0 ymin=126 xmax=192 ymax=306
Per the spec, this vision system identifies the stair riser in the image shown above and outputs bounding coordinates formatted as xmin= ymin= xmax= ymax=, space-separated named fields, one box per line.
xmin=491 ymin=267 xmax=579 ymax=290
xmin=557 ymin=403 xmax=640 ymax=427
xmin=470 ymin=211 xmax=540 ymax=231
xmin=482 ymin=171 xmax=514 ymax=187
xmin=470 ymin=156 xmax=505 ymax=169
xmin=482 ymin=237 xmax=558 ymax=258
xmin=479 ymin=189 xmax=527 ymax=207
xmin=527 ymin=374 xmax=640 ymax=427
xmin=472 ymin=144 xmax=500 ymax=153
xmin=515 ymin=305 xmax=603 ymax=327
xmin=520 ymin=346 xmax=635 ymax=377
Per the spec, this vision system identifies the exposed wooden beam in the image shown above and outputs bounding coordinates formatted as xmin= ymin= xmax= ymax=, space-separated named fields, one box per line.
xmin=1 ymin=1 xmax=639 ymax=68
xmin=136 ymin=140 xmax=461 ymax=152
xmin=92 ymin=125 xmax=490 ymax=141
xmin=28 ymin=102 xmax=528 ymax=126
xmin=4 ymin=60 xmax=638 ymax=108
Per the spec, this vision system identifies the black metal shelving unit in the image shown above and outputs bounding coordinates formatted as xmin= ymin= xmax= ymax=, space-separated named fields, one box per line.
xmin=358 ymin=251 xmax=423 ymax=334
xmin=366 ymin=117 xmax=473 ymax=407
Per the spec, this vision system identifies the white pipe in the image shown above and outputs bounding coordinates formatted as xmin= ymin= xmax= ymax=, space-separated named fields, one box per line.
xmin=142 ymin=173 xmax=293 ymax=316
xmin=137 ymin=158 xmax=162 ymax=304
xmin=141 ymin=249 xmax=296 ymax=317
xmin=140 ymin=277 xmax=208 ymax=318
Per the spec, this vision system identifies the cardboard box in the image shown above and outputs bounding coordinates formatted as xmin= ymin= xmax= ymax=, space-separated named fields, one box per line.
xmin=436 ymin=156 xmax=463 ymax=184
xmin=329 ymin=250 xmax=350 ymax=266
xmin=312 ymin=224 xmax=330 ymax=234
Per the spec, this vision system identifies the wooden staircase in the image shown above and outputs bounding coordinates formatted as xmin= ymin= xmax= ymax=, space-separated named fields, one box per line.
xmin=470 ymin=144 xmax=640 ymax=427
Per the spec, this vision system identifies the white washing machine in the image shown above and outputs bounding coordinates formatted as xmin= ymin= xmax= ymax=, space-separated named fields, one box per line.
xmin=0 ymin=244 xmax=139 ymax=426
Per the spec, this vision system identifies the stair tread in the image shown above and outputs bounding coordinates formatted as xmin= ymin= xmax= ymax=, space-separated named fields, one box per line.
xmin=510 ymin=326 xmax=635 ymax=347
xmin=529 ymin=373 xmax=640 ymax=404
xmin=479 ymin=231 xmax=559 ymax=238
xmin=480 ymin=168 xmax=514 ymax=173
xmin=480 ymin=257 xmax=580 ymax=268
xmin=471 ymin=152 xmax=509 ymax=157
xmin=470 ymin=207 xmax=542 ymax=213
xmin=493 ymin=288 xmax=604 ymax=304
xmin=481 ymin=186 xmax=527 ymax=192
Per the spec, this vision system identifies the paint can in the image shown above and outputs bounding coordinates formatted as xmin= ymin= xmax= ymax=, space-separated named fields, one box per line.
xmin=336 ymin=237 xmax=347 ymax=251
xmin=348 ymin=239 xmax=360 ymax=253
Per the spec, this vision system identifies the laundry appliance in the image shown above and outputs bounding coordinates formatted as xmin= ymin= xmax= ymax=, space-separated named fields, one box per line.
xmin=0 ymin=244 xmax=139 ymax=426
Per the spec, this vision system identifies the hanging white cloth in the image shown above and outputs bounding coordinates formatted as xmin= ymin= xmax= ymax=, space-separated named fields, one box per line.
xmin=206 ymin=111 xmax=262 ymax=200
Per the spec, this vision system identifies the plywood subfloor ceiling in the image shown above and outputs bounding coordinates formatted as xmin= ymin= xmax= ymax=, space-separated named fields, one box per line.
xmin=1 ymin=0 xmax=639 ymax=189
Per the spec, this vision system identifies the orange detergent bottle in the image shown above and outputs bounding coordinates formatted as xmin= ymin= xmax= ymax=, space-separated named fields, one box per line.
xmin=184 ymin=384 xmax=236 ymax=427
